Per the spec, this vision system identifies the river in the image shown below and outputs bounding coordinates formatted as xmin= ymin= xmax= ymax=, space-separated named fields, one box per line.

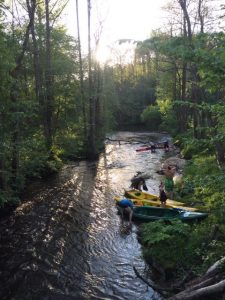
xmin=0 ymin=132 xmax=170 ymax=300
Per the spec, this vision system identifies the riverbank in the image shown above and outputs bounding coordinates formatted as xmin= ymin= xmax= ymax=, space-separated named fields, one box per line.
xmin=136 ymin=138 xmax=225 ymax=299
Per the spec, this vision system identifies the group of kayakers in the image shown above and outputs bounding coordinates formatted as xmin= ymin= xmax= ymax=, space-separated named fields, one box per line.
xmin=117 ymin=140 xmax=176 ymax=226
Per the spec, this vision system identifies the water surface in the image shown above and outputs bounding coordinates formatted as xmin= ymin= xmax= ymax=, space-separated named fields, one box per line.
xmin=0 ymin=132 xmax=170 ymax=300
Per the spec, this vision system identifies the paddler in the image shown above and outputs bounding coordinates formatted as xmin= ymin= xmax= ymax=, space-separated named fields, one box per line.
xmin=117 ymin=198 xmax=134 ymax=226
xmin=130 ymin=177 xmax=148 ymax=191
xmin=163 ymin=165 xmax=176 ymax=199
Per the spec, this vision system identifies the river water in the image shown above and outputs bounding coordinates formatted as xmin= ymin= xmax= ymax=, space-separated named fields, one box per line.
xmin=0 ymin=132 xmax=170 ymax=300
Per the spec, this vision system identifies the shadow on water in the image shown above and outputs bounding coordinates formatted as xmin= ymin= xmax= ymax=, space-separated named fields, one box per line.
xmin=0 ymin=161 xmax=100 ymax=300
xmin=0 ymin=131 xmax=170 ymax=300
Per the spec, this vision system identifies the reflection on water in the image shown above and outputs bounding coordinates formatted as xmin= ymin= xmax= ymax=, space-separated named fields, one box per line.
xmin=0 ymin=132 xmax=170 ymax=300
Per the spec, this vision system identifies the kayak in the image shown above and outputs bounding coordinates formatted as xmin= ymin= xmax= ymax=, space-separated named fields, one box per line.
xmin=136 ymin=146 xmax=152 ymax=152
xmin=124 ymin=189 xmax=198 ymax=211
xmin=135 ymin=144 xmax=166 ymax=152
xmin=125 ymin=189 xmax=184 ymax=206
xmin=132 ymin=206 xmax=208 ymax=223
xmin=114 ymin=196 xmax=198 ymax=212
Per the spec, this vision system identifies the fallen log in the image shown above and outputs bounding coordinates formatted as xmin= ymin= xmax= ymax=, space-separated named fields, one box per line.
xmin=185 ymin=274 xmax=223 ymax=293
xmin=133 ymin=265 xmax=177 ymax=296
xmin=168 ymin=257 xmax=225 ymax=299
xmin=168 ymin=279 xmax=225 ymax=300
xmin=206 ymin=256 xmax=225 ymax=277
xmin=185 ymin=256 xmax=225 ymax=288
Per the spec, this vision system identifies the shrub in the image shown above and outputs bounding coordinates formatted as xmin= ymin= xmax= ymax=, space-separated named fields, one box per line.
xmin=139 ymin=220 xmax=191 ymax=269
xmin=139 ymin=218 xmax=224 ymax=278
xmin=159 ymin=112 xmax=179 ymax=135
xmin=141 ymin=105 xmax=162 ymax=130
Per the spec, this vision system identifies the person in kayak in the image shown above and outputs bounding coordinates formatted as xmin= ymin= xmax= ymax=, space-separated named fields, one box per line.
xmin=159 ymin=182 xmax=168 ymax=208
xmin=117 ymin=198 xmax=134 ymax=226
xmin=150 ymin=144 xmax=156 ymax=153
xmin=163 ymin=140 xmax=169 ymax=152
xmin=163 ymin=165 xmax=176 ymax=199
xmin=130 ymin=177 xmax=148 ymax=191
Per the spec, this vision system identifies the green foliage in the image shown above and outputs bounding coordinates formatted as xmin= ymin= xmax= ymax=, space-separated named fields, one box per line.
xmin=140 ymin=220 xmax=191 ymax=269
xmin=157 ymin=98 xmax=172 ymax=114
xmin=185 ymin=221 xmax=225 ymax=272
xmin=0 ymin=20 xmax=88 ymax=207
xmin=56 ymin=129 xmax=87 ymax=159
xmin=109 ymin=76 xmax=156 ymax=128
xmin=156 ymin=98 xmax=179 ymax=134
xmin=159 ymin=112 xmax=179 ymax=135
xmin=0 ymin=190 xmax=20 ymax=208
xmin=20 ymin=134 xmax=63 ymax=180
xmin=193 ymin=33 xmax=225 ymax=92
xmin=139 ymin=218 xmax=225 ymax=277
xmin=184 ymin=155 xmax=225 ymax=212
xmin=185 ymin=156 xmax=221 ymax=189
xmin=141 ymin=105 xmax=162 ymax=130
xmin=139 ymin=131 xmax=225 ymax=277
xmin=174 ymin=130 xmax=216 ymax=154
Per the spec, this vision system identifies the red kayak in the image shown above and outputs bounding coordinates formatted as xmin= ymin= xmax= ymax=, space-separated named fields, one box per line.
xmin=136 ymin=145 xmax=166 ymax=152
xmin=136 ymin=146 xmax=152 ymax=152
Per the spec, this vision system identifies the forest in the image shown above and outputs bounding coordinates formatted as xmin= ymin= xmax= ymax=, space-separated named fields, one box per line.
xmin=0 ymin=0 xmax=225 ymax=299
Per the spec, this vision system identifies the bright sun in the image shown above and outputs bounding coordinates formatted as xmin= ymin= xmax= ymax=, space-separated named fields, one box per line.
xmin=63 ymin=0 xmax=167 ymax=64
xmin=95 ymin=46 xmax=111 ymax=64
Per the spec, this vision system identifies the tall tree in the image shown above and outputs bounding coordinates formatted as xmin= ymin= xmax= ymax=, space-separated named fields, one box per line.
xmin=27 ymin=0 xmax=46 ymax=139
xmin=45 ymin=0 xmax=54 ymax=151
xmin=10 ymin=0 xmax=36 ymax=187
xmin=75 ymin=0 xmax=87 ymax=138
xmin=87 ymin=0 xmax=97 ymax=159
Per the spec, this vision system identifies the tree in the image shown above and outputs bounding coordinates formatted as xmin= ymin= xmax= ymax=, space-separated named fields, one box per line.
xmin=75 ymin=0 xmax=87 ymax=138
xmin=9 ymin=0 xmax=36 ymax=188
xmin=44 ymin=0 xmax=54 ymax=151
xmin=86 ymin=0 xmax=96 ymax=158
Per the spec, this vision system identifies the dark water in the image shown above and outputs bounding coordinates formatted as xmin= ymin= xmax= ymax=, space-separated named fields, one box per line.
xmin=0 ymin=132 xmax=170 ymax=300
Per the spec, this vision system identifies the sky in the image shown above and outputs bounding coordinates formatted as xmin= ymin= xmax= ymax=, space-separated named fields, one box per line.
xmin=62 ymin=0 xmax=168 ymax=62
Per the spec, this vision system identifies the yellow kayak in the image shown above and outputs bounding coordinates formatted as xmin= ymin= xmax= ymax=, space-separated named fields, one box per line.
xmin=114 ymin=196 xmax=198 ymax=211
xmin=125 ymin=189 xmax=184 ymax=205
xmin=123 ymin=189 xmax=198 ymax=211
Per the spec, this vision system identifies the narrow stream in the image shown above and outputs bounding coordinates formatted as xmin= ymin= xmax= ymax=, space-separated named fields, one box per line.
xmin=0 ymin=132 xmax=170 ymax=300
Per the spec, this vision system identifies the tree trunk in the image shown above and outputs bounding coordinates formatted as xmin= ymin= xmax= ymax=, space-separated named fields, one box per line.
xmin=168 ymin=279 xmax=225 ymax=300
xmin=93 ymin=61 xmax=103 ymax=143
xmin=76 ymin=0 xmax=87 ymax=138
xmin=214 ymin=141 xmax=225 ymax=167
xmin=10 ymin=0 xmax=36 ymax=187
xmin=27 ymin=0 xmax=47 ymax=140
xmin=178 ymin=0 xmax=192 ymax=40
xmin=180 ymin=62 xmax=188 ymax=132
xmin=0 ymin=143 xmax=5 ymax=190
xmin=87 ymin=0 xmax=97 ymax=159
xmin=45 ymin=0 xmax=54 ymax=151
xmin=198 ymin=0 xmax=204 ymax=34
xmin=207 ymin=112 xmax=225 ymax=167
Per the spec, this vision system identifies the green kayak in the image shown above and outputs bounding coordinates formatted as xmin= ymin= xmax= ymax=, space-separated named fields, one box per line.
xmin=132 ymin=206 xmax=208 ymax=223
